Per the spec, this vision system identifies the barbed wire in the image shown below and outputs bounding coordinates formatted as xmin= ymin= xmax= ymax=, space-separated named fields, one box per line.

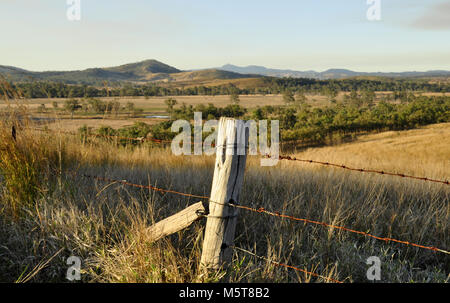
xmin=61 ymin=170 xmax=346 ymax=283
xmin=5 ymin=120 xmax=448 ymax=282
xmin=277 ymin=155 xmax=449 ymax=185
xmin=65 ymin=170 xmax=450 ymax=256
xmin=232 ymin=246 xmax=344 ymax=283
xmin=21 ymin=127 xmax=450 ymax=253
xmin=79 ymin=173 xmax=209 ymax=200
xmin=29 ymin=127 xmax=449 ymax=186
xmin=231 ymin=204 xmax=450 ymax=255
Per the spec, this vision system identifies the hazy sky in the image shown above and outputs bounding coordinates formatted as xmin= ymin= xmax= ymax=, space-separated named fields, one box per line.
xmin=1 ymin=0 xmax=449 ymax=72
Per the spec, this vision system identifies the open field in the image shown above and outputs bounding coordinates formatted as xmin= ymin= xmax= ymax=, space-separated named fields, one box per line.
xmin=38 ymin=118 xmax=164 ymax=132
xmin=0 ymin=95 xmax=287 ymax=112
xmin=0 ymin=117 xmax=448 ymax=283
xmin=4 ymin=92 xmax=449 ymax=112
xmin=2 ymin=92 xmax=448 ymax=112
xmin=294 ymin=123 xmax=450 ymax=181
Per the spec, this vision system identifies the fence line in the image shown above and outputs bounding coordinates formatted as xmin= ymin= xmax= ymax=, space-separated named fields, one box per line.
xmin=8 ymin=123 xmax=449 ymax=282
xmin=78 ymin=173 xmax=209 ymax=200
xmin=31 ymin=127 xmax=449 ymax=186
xmin=232 ymin=205 xmax=450 ymax=255
xmin=277 ymin=155 xmax=449 ymax=185
xmin=232 ymin=246 xmax=344 ymax=283
xmin=66 ymin=170 xmax=450 ymax=256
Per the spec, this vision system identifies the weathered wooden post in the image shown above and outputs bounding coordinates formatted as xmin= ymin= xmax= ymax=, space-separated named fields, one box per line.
xmin=200 ymin=117 xmax=249 ymax=270
xmin=145 ymin=202 xmax=206 ymax=243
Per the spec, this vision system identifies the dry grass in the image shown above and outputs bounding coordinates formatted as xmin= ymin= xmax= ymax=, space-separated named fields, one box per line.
xmin=0 ymin=120 xmax=449 ymax=283
xmin=0 ymin=95 xmax=286 ymax=111
xmin=41 ymin=118 xmax=163 ymax=132
xmin=2 ymin=92 xmax=448 ymax=113
xmin=293 ymin=123 xmax=450 ymax=180
xmin=0 ymin=92 xmax=360 ymax=115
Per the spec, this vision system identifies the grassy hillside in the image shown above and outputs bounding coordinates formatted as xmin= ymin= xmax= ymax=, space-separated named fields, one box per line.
xmin=171 ymin=69 xmax=259 ymax=82
xmin=0 ymin=60 xmax=258 ymax=85
xmin=105 ymin=59 xmax=181 ymax=75
xmin=294 ymin=123 xmax=450 ymax=180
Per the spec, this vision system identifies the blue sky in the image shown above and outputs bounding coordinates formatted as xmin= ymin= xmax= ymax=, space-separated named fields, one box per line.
xmin=0 ymin=0 xmax=449 ymax=72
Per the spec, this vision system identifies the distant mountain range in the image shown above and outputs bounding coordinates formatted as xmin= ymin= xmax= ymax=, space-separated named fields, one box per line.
xmin=218 ymin=64 xmax=450 ymax=80
xmin=1 ymin=59 xmax=449 ymax=85
xmin=0 ymin=60 xmax=259 ymax=85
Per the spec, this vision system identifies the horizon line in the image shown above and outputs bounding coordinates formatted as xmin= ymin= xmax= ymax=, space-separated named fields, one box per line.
xmin=2 ymin=59 xmax=450 ymax=74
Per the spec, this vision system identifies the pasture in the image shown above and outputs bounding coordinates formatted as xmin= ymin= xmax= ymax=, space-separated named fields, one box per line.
xmin=0 ymin=114 xmax=448 ymax=282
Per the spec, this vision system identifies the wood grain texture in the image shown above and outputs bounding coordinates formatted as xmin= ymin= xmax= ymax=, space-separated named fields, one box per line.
xmin=201 ymin=117 xmax=249 ymax=269
xmin=145 ymin=202 xmax=205 ymax=243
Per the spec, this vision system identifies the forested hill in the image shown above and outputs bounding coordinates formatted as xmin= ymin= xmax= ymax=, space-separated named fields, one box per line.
xmin=0 ymin=59 xmax=258 ymax=85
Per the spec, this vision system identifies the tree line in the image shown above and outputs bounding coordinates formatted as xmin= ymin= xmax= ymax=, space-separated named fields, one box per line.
xmin=79 ymin=94 xmax=449 ymax=150
xmin=37 ymin=98 xmax=143 ymax=119
xmin=266 ymin=95 xmax=450 ymax=146
xmin=2 ymin=77 xmax=449 ymax=99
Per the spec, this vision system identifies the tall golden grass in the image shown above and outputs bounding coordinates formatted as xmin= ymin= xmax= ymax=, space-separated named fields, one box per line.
xmin=0 ymin=111 xmax=448 ymax=282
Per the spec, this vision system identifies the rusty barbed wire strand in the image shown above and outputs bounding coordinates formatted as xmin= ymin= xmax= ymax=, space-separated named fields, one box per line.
xmin=232 ymin=246 xmax=344 ymax=283
xmin=66 ymin=170 xmax=450 ymax=255
xmin=26 ymin=127 xmax=450 ymax=251
xmin=276 ymin=155 xmax=449 ymax=186
xmin=64 ymin=166 xmax=346 ymax=282
xmin=67 ymin=170 xmax=210 ymax=200
xmin=30 ymin=127 xmax=449 ymax=185
xmin=231 ymin=204 xmax=450 ymax=255
xmin=7 ymin=122 xmax=448 ymax=280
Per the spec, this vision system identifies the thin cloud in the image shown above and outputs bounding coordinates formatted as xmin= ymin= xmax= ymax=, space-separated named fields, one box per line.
xmin=411 ymin=1 xmax=450 ymax=30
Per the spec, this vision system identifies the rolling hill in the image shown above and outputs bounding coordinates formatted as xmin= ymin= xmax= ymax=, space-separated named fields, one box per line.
xmin=0 ymin=60 xmax=259 ymax=85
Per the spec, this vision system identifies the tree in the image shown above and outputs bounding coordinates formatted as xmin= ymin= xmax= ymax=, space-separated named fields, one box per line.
xmin=280 ymin=107 xmax=297 ymax=129
xmin=230 ymin=91 xmax=240 ymax=104
xmin=295 ymin=90 xmax=307 ymax=106
xmin=112 ymin=101 xmax=121 ymax=117
xmin=126 ymin=102 xmax=135 ymax=117
xmin=88 ymin=98 xmax=107 ymax=113
xmin=252 ymin=107 xmax=264 ymax=120
xmin=283 ymin=90 xmax=295 ymax=105
xmin=221 ymin=104 xmax=247 ymax=118
xmin=322 ymin=85 xmax=339 ymax=101
xmin=346 ymin=90 xmax=363 ymax=108
xmin=64 ymin=99 xmax=81 ymax=119
xmin=164 ymin=98 xmax=178 ymax=118
xmin=361 ymin=89 xmax=376 ymax=108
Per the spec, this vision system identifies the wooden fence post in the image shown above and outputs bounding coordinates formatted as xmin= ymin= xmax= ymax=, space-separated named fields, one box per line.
xmin=145 ymin=202 xmax=206 ymax=243
xmin=200 ymin=117 xmax=249 ymax=270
